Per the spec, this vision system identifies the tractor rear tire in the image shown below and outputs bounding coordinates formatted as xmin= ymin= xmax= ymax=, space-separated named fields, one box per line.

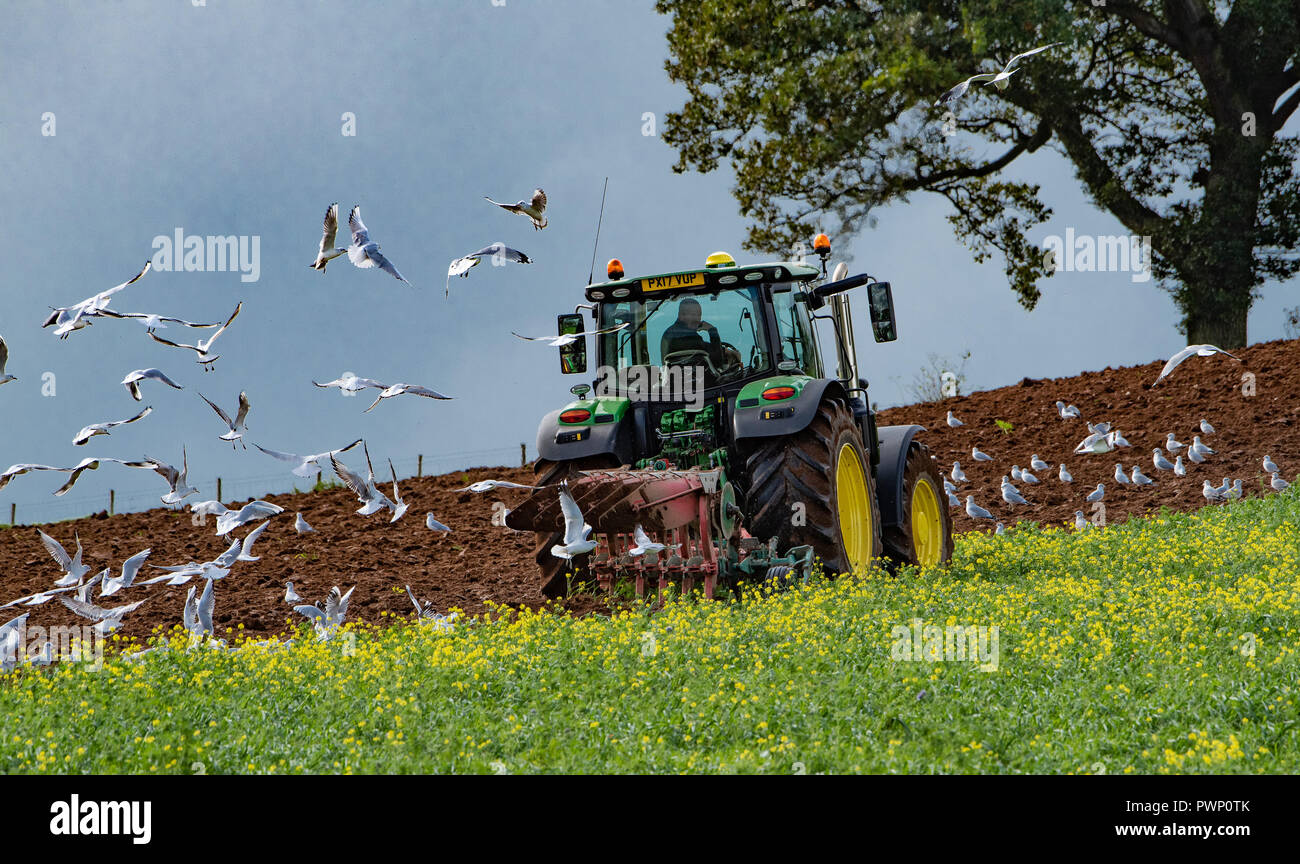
xmin=743 ymin=397 xmax=882 ymax=576
xmin=881 ymin=440 xmax=954 ymax=570
xmin=530 ymin=454 xmax=621 ymax=598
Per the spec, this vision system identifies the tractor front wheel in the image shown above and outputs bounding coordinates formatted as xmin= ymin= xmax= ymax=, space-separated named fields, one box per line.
xmin=881 ymin=440 xmax=954 ymax=570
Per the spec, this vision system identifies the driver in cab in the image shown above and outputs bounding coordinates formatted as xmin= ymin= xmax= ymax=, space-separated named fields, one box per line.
xmin=660 ymin=297 xmax=725 ymax=369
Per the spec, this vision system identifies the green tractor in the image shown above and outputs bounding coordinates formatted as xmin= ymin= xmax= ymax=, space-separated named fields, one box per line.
xmin=505 ymin=237 xmax=953 ymax=598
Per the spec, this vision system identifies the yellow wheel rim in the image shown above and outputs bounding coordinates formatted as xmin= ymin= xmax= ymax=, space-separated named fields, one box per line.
xmin=835 ymin=442 xmax=873 ymax=571
xmin=911 ymin=477 xmax=943 ymax=568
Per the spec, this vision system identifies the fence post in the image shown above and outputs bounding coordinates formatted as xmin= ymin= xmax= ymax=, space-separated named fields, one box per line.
xmin=8 ymin=503 xmax=13 ymax=526
xmin=418 ymin=454 xmax=423 ymax=478
xmin=217 ymin=477 xmax=222 ymax=502
xmin=109 ymin=489 xmax=115 ymax=516
xmin=317 ymin=471 xmax=322 ymax=488
xmin=520 ymin=443 xmax=526 ymax=467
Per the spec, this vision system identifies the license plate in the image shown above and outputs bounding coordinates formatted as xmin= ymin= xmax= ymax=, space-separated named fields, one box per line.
xmin=643 ymin=271 xmax=706 ymax=292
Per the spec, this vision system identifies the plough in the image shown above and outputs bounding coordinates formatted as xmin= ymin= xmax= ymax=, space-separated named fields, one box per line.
xmin=505 ymin=466 xmax=815 ymax=599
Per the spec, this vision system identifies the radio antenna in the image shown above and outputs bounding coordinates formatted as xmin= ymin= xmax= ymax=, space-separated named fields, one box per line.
xmin=587 ymin=177 xmax=609 ymax=286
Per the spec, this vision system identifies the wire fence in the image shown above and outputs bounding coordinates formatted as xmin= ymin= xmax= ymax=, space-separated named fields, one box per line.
xmin=1 ymin=444 xmax=529 ymax=527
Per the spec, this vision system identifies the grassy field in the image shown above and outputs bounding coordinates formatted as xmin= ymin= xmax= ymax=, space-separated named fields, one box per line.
xmin=2 ymin=490 xmax=1297 ymax=774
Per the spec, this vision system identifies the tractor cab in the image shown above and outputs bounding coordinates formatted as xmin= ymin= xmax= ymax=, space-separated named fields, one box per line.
xmin=508 ymin=237 xmax=950 ymax=600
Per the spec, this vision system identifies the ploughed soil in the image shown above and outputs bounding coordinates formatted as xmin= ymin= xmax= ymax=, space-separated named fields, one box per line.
xmin=1 ymin=338 xmax=1296 ymax=645
xmin=0 ymin=465 xmax=601 ymax=646
xmin=875 ymin=337 xmax=1300 ymax=536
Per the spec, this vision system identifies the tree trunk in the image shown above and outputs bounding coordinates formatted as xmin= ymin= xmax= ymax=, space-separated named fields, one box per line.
xmin=1184 ymin=295 xmax=1249 ymax=349
xmin=1172 ymin=131 xmax=1265 ymax=350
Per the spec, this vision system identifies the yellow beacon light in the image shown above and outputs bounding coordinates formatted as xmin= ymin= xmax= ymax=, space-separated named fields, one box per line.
xmin=705 ymin=251 xmax=737 ymax=269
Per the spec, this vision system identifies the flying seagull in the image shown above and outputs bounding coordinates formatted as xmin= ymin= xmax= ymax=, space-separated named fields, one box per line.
xmin=455 ymin=479 xmax=536 ymax=493
xmin=934 ymin=43 xmax=1061 ymax=105
xmin=236 ymin=521 xmax=270 ymax=562
xmin=388 ymin=459 xmax=409 ymax=523
xmin=331 ymin=443 xmax=395 ymax=516
xmin=446 ymin=243 xmax=534 ymax=296
xmin=142 ymin=448 xmax=198 ymax=505
xmin=310 ymin=202 xmax=348 ymax=272
xmin=1 ymin=457 xmax=154 ymax=497
xmin=312 ymin=373 xmax=389 ymax=395
xmin=629 ymin=524 xmax=670 ymax=557
xmin=215 ymin=500 xmax=284 ymax=537
xmin=99 ymin=309 xmax=219 ymax=333
xmin=43 ymin=260 xmax=152 ymax=338
xmin=101 ymin=548 xmax=152 ymax=597
xmin=72 ymin=405 xmax=153 ymax=446
xmin=347 ymin=205 xmax=411 ymax=285
xmin=0 ymin=335 xmax=15 ymax=386
xmin=39 ymin=530 xmax=91 ymax=586
xmin=148 ymin=301 xmax=242 ymax=371
xmin=551 ymin=482 xmax=597 ymax=559
xmin=121 ymin=368 xmax=184 ymax=401
xmin=363 ymin=382 xmax=453 ymax=413
xmin=405 ymin=585 xmax=459 ymax=630
xmin=1152 ymin=344 xmax=1241 ymax=387
xmin=253 ymin=438 xmax=363 ymax=477
xmin=294 ymin=585 xmax=353 ymax=639
xmin=198 ymin=390 xmax=251 ymax=448
xmin=484 ymin=188 xmax=547 ymax=230
xmin=512 ymin=321 xmax=628 ymax=348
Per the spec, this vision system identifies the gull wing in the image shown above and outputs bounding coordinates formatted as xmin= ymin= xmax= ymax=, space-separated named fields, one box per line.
xmin=367 ymin=249 xmax=408 ymax=284
xmin=294 ymin=604 xmax=326 ymax=624
xmin=197 ymin=579 xmax=215 ymax=634
xmin=558 ymin=484 xmax=586 ymax=545
xmin=148 ymin=330 xmax=199 ymax=353
xmin=61 ymin=595 xmax=113 ymax=621
xmin=1003 ymin=42 xmax=1061 ymax=69
xmin=320 ymin=203 xmax=339 ymax=254
xmin=38 ymin=530 xmax=73 ymax=571
xmin=530 ymin=189 xmax=547 ymax=213
xmin=405 ymin=585 xmax=424 ymax=615
xmin=254 ymin=443 xmax=303 ymax=465
xmin=202 ymin=301 xmax=243 ymax=350
xmin=199 ymin=392 xmax=235 ymax=429
xmin=347 ymin=206 xmax=370 ymax=246
xmin=467 ymin=243 xmax=531 ymax=264
xmin=0 ymin=335 xmax=8 ymax=375
xmin=403 ymin=385 xmax=452 ymax=400
xmin=330 ymin=452 xmax=370 ymax=500
xmin=484 ymin=196 xmax=525 ymax=216
xmin=92 ymin=259 xmax=152 ymax=308
xmin=233 ymin=391 xmax=251 ymax=428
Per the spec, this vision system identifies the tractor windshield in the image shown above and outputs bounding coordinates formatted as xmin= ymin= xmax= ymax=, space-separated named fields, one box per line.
xmin=598 ymin=285 xmax=771 ymax=388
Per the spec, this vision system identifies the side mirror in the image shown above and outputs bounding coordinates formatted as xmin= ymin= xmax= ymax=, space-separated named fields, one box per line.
xmin=867 ymin=281 xmax=898 ymax=342
xmin=557 ymin=313 xmax=587 ymax=374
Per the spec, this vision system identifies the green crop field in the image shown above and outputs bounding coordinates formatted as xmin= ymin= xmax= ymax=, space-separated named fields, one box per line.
xmin=2 ymin=491 xmax=1297 ymax=774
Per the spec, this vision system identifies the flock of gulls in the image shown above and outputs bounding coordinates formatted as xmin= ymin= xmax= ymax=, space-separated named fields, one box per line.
xmin=0 ymin=187 xmax=572 ymax=669
xmin=942 ymin=345 xmax=1290 ymax=534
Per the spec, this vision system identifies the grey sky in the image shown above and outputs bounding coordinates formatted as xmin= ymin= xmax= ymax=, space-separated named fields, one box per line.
xmin=1 ymin=0 xmax=1296 ymax=524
